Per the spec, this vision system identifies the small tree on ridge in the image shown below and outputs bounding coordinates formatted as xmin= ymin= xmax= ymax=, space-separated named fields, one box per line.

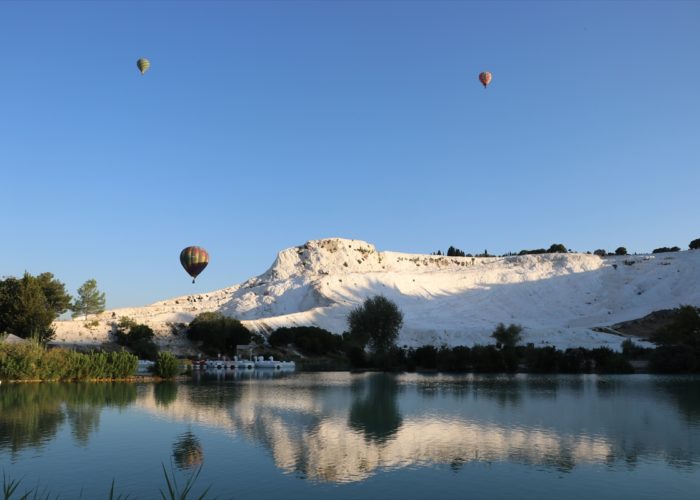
xmin=72 ymin=279 xmax=106 ymax=319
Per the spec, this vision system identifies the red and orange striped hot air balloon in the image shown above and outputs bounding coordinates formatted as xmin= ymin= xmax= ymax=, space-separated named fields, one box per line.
xmin=180 ymin=246 xmax=209 ymax=283
xmin=478 ymin=71 xmax=492 ymax=88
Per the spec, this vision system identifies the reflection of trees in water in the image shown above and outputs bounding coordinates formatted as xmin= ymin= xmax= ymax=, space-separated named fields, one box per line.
xmin=172 ymin=431 xmax=204 ymax=470
xmin=154 ymin=382 xmax=179 ymax=408
xmin=0 ymin=384 xmax=65 ymax=455
xmin=656 ymin=377 xmax=700 ymax=424
xmin=349 ymin=374 xmax=402 ymax=443
xmin=0 ymin=383 xmax=137 ymax=454
xmin=66 ymin=405 xmax=102 ymax=447
xmin=185 ymin=381 xmax=243 ymax=409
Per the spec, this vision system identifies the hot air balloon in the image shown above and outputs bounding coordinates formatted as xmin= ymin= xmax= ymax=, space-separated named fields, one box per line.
xmin=136 ymin=58 xmax=150 ymax=75
xmin=172 ymin=431 xmax=204 ymax=470
xmin=478 ymin=71 xmax=492 ymax=88
xmin=180 ymin=246 xmax=209 ymax=283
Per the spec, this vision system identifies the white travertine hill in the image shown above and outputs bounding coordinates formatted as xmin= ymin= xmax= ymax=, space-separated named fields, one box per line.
xmin=52 ymin=238 xmax=700 ymax=351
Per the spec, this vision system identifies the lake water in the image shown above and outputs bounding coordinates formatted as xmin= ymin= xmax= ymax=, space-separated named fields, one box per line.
xmin=1 ymin=372 xmax=699 ymax=499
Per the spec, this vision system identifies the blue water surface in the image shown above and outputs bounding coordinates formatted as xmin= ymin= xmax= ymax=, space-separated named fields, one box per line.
xmin=1 ymin=373 xmax=699 ymax=499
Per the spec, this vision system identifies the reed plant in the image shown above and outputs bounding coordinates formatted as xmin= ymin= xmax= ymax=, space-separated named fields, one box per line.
xmin=0 ymin=343 xmax=138 ymax=381
xmin=2 ymin=465 xmax=214 ymax=500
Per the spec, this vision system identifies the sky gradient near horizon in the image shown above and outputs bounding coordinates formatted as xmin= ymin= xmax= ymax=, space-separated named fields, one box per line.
xmin=1 ymin=1 xmax=698 ymax=309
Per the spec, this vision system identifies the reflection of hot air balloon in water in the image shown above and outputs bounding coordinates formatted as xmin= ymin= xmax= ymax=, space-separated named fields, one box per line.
xmin=180 ymin=246 xmax=209 ymax=283
xmin=136 ymin=58 xmax=150 ymax=75
xmin=172 ymin=431 xmax=204 ymax=470
xmin=479 ymin=71 xmax=492 ymax=88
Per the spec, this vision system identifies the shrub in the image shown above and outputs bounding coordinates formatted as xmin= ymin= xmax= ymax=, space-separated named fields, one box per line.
xmin=0 ymin=343 xmax=137 ymax=381
xmin=114 ymin=319 xmax=159 ymax=360
xmin=690 ymin=238 xmax=700 ymax=250
xmin=491 ymin=323 xmax=523 ymax=348
xmin=413 ymin=345 xmax=438 ymax=369
xmin=547 ymin=243 xmax=567 ymax=253
xmin=652 ymin=246 xmax=681 ymax=254
xmin=590 ymin=347 xmax=633 ymax=374
xmin=471 ymin=345 xmax=507 ymax=372
xmin=621 ymin=338 xmax=649 ymax=359
xmin=186 ymin=312 xmax=251 ymax=356
xmin=615 ymin=247 xmax=628 ymax=256
xmin=268 ymin=326 xmax=342 ymax=355
xmin=651 ymin=305 xmax=700 ymax=349
xmin=650 ymin=346 xmax=698 ymax=373
xmin=559 ymin=348 xmax=590 ymax=373
xmin=593 ymin=249 xmax=606 ymax=257
xmin=518 ymin=248 xmax=547 ymax=255
xmin=155 ymin=352 xmax=180 ymax=379
xmin=447 ymin=246 xmax=466 ymax=257
xmin=525 ymin=346 xmax=559 ymax=373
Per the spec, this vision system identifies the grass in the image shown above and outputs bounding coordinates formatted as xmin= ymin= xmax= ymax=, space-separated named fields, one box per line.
xmin=2 ymin=464 xmax=215 ymax=500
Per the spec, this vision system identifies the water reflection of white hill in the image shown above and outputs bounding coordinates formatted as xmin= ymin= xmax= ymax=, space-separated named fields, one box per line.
xmin=136 ymin=375 xmax=700 ymax=483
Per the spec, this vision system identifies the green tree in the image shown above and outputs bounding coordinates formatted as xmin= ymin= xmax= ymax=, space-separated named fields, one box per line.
xmin=0 ymin=272 xmax=70 ymax=342
xmin=651 ymin=305 xmax=700 ymax=349
xmin=689 ymin=238 xmax=700 ymax=250
xmin=72 ymin=279 xmax=106 ymax=319
xmin=652 ymin=246 xmax=681 ymax=254
xmin=615 ymin=247 xmax=628 ymax=256
xmin=491 ymin=323 xmax=523 ymax=349
xmin=547 ymin=243 xmax=567 ymax=253
xmin=113 ymin=317 xmax=158 ymax=360
xmin=36 ymin=273 xmax=72 ymax=317
xmin=186 ymin=312 xmax=251 ymax=355
xmin=347 ymin=296 xmax=403 ymax=356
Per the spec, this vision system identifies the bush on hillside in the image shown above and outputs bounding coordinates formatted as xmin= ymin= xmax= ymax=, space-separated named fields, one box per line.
xmin=447 ymin=246 xmax=466 ymax=257
xmin=689 ymin=238 xmax=700 ymax=250
xmin=518 ymin=248 xmax=547 ymax=256
xmin=547 ymin=244 xmax=567 ymax=253
xmin=652 ymin=246 xmax=681 ymax=254
xmin=114 ymin=317 xmax=159 ymax=360
xmin=186 ymin=312 xmax=251 ymax=356
xmin=650 ymin=346 xmax=698 ymax=373
xmin=593 ymin=249 xmax=607 ymax=257
xmin=268 ymin=326 xmax=342 ymax=355
xmin=650 ymin=305 xmax=700 ymax=349
xmin=491 ymin=323 xmax=523 ymax=349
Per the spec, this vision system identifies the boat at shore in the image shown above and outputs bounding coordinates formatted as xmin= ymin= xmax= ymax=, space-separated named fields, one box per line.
xmin=196 ymin=355 xmax=295 ymax=371
xmin=253 ymin=356 xmax=296 ymax=370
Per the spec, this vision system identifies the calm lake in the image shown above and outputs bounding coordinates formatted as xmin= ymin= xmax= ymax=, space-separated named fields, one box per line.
xmin=1 ymin=372 xmax=699 ymax=499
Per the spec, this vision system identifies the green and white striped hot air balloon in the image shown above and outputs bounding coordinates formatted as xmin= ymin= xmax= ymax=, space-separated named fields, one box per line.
xmin=136 ymin=58 xmax=150 ymax=75
xmin=180 ymin=246 xmax=209 ymax=283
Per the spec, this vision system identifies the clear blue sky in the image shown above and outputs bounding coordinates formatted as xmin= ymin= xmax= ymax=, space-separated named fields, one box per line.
xmin=1 ymin=1 xmax=698 ymax=309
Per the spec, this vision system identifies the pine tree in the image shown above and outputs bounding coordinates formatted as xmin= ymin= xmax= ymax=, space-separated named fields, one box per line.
xmin=72 ymin=279 xmax=106 ymax=319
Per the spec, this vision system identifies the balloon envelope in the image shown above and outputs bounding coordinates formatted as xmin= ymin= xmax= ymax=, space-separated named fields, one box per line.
xmin=478 ymin=71 xmax=492 ymax=88
xmin=137 ymin=58 xmax=150 ymax=75
xmin=180 ymin=246 xmax=209 ymax=282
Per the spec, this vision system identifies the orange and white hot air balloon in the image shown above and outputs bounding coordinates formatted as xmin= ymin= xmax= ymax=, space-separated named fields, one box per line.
xmin=478 ymin=71 xmax=492 ymax=88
